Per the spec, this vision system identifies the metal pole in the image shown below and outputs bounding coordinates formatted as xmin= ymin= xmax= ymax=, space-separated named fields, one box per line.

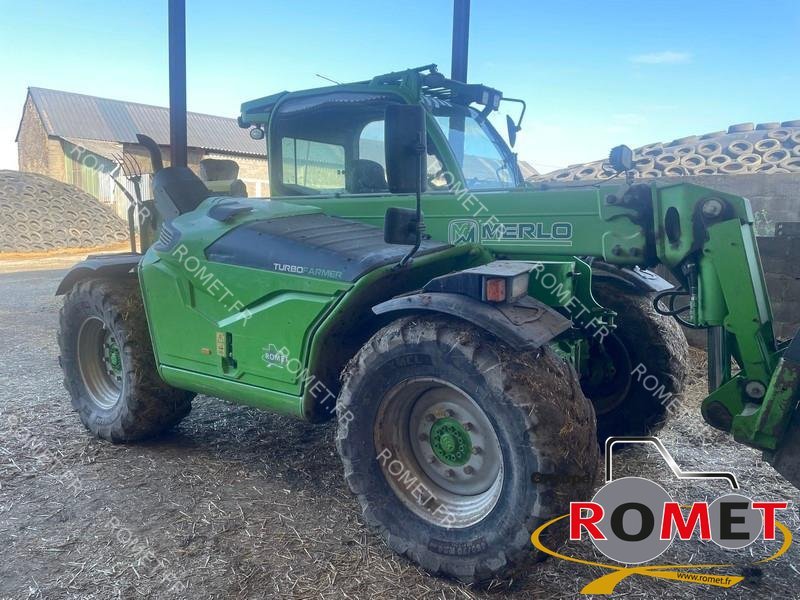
xmin=451 ymin=0 xmax=470 ymax=82
xmin=168 ymin=0 xmax=188 ymax=168
xmin=449 ymin=0 xmax=470 ymax=167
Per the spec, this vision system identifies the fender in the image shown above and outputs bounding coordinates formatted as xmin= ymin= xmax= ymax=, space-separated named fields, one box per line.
xmin=591 ymin=260 xmax=673 ymax=294
xmin=372 ymin=293 xmax=571 ymax=350
xmin=55 ymin=252 xmax=142 ymax=296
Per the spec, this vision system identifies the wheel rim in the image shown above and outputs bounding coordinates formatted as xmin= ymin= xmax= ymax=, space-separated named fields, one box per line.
xmin=374 ymin=377 xmax=504 ymax=528
xmin=77 ymin=317 xmax=123 ymax=409
xmin=581 ymin=333 xmax=633 ymax=415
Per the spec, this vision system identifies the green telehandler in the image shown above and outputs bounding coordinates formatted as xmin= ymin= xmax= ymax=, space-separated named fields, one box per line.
xmin=56 ymin=63 xmax=799 ymax=583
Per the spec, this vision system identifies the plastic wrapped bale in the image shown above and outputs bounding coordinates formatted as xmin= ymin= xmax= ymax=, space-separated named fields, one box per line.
xmin=0 ymin=170 xmax=128 ymax=253
xmin=737 ymin=153 xmax=762 ymax=169
xmin=696 ymin=140 xmax=723 ymax=158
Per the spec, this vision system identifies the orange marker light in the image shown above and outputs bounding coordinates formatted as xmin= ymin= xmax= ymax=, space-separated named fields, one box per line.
xmin=484 ymin=278 xmax=507 ymax=302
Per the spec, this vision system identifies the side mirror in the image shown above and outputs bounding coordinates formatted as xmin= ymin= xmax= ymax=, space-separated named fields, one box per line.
xmin=609 ymin=145 xmax=634 ymax=173
xmin=385 ymin=104 xmax=426 ymax=194
xmin=506 ymin=114 xmax=518 ymax=148
xmin=384 ymin=207 xmax=421 ymax=245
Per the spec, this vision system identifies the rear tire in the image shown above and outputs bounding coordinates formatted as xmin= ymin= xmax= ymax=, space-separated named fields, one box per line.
xmin=58 ymin=278 xmax=193 ymax=442
xmin=583 ymin=282 xmax=688 ymax=442
xmin=337 ymin=316 xmax=599 ymax=583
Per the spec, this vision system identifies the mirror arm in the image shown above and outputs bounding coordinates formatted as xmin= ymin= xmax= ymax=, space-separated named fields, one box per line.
xmin=502 ymin=97 xmax=526 ymax=129
xmin=399 ymin=139 xmax=426 ymax=268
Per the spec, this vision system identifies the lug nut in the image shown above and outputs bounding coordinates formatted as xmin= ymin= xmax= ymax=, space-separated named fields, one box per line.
xmin=464 ymin=422 xmax=474 ymax=431
xmin=425 ymin=413 xmax=436 ymax=423
xmin=472 ymin=446 xmax=482 ymax=455
xmin=418 ymin=433 xmax=428 ymax=442
xmin=464 ymin=466 xmax=475 ymax=475
xmin=446 ymin=469 xmax=456 ymax=478
xmin=428 ymin=456 xmax=438 ymax=464
xmin=444 ymin=409 xmax=455 ymax=418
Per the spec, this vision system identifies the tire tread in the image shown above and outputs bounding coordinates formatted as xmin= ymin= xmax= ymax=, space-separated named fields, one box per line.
xmin=336 ymin=315 xmax=599 ymax=583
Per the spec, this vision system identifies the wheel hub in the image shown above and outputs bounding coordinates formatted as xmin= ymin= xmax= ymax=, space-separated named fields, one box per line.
xmin=430 ymin=418 xmax=472 ymax=466
xmin=375 ymin=377 xmax=504 ymax=528
xmin=77 ymin=317 xmax=123 ymax=409
xmin=103 ymin=336 xmax=122 ymax=378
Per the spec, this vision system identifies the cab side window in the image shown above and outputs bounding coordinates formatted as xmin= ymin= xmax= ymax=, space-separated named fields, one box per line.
xmin=281 ymin=138 xmax=345 ymax=193
xmin=358 ymin=121 xmax=386 ymax=169
xmin=358 ymin=120 xmax=451 ymax=191
xmin=270 ymin=92 xmax=455 ymax=196
xmin=271 ymin=92 xmax=399 ymax=197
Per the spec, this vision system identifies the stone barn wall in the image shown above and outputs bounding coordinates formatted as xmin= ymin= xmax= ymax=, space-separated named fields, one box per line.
xmin=17 ymin=95 xmax=65 ymax=180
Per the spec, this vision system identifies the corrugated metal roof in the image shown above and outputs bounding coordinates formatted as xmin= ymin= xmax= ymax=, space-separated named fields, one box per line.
xmin=23 ymin=87 xmax=266 ymax=157
xmin=61 ymin=138 xmax=122 ymax=161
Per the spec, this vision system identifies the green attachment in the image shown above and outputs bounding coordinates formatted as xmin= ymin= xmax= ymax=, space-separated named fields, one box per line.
xmin=734 ymin=354 xmax=800 ymax=450
xmin=703 ymin=336 xmax=800 ymax=452
xmin=430 ymin=417 xmax=473 ymax=466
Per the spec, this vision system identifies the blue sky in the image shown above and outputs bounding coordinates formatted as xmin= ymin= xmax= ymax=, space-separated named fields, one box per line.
xmin=1 ymin=0 xmax=798 ymax=173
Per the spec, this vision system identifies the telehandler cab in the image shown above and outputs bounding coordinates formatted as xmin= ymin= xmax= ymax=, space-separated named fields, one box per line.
xmin=56 ymin=62 xmax=799 ymax=582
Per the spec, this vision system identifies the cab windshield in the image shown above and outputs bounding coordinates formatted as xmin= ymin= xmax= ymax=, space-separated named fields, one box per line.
xmin=427 ymin=99 xmax=518 ymax=190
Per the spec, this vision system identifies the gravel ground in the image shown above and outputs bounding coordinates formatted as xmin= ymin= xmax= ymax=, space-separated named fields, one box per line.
xmin=0 ymin=263 xmax=797 ymax=599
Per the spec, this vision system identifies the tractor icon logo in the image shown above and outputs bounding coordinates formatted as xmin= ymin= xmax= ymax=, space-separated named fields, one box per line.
xmin=448 ymin=219 xmax=480 ymax=244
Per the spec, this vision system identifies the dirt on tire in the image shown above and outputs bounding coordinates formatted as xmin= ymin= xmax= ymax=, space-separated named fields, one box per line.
xmin=58 ymin=278 xmax=194 ymax=441
xmin=589 ymin=282 xmax=689 ymax=440
xmin=336 ymin=315 xmax=600 ymax=583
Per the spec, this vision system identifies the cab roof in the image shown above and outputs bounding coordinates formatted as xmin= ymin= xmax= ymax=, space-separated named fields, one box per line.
xmin=239 ymin=64 xmax=503 ymax=129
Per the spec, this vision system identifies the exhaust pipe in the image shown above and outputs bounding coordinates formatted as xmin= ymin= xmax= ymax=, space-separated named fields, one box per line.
xmin=168 ymin=0 xmax=188 ymax=169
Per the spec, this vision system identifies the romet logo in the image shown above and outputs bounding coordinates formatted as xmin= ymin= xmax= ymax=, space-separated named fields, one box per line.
xmin=262 ymin=343 xmax=289 ymax=368
xmin=448 ymin=219 xmax=573 ymax=246
xmin=531 ymin=437 xmax=792 ymax=595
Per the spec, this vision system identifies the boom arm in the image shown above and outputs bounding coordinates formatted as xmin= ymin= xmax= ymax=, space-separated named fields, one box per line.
xmin=608 ymin=181 xmax=798 ymax=469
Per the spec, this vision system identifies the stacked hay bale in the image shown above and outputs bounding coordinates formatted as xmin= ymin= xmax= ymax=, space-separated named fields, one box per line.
xmin=0 ymin=170 xmax=129 ymax=253
xmin=532 ymin=120 xmax=800 ymax=182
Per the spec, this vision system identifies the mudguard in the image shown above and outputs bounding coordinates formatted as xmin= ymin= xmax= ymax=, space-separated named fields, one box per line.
xmin=591 ymin=261 xmax=673 ymax=293
xmin=55 ymin=253 xmax=141 ymax=295
xmin=372 ymin=293 xmax=571 ymax=350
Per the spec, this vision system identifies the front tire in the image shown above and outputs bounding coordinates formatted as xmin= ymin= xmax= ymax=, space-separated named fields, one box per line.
xmin=583 ymin=282 xmax=688 ymax=441
xmin=337 ymin=316 xmax=599 ymax=583
xmin=58 ymin=278 xmax=193 ymax=442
